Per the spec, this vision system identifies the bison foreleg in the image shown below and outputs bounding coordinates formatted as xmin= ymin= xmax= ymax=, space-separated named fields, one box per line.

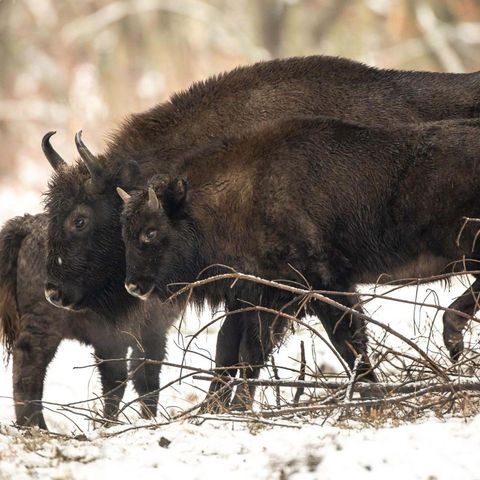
xmin=200 ymin=312 xmax=243 ymax=414
xmin=130 ymin=326 xmax=166 ymax=419
xmin=94 ymin=343 xmax=128 ymax=422
xmin=230 ymin=309 xmax=289 ymax=411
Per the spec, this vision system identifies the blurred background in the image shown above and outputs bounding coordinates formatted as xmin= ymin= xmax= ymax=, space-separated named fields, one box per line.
xmin=1 ymin=0 xmax=480 ymax=220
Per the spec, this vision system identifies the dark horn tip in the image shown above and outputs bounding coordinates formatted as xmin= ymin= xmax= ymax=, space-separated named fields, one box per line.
xmin=41 ymin=130 xmax=67 ymax=171
xmin=74 ymin=129 xmax=102 ymax=184
xmin=41 ymin=131 xmax=57 ymax=148
xmin=74 ymin=130 xmax=83 ymax=147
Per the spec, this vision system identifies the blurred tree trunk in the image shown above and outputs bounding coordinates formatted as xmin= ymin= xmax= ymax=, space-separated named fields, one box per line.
xmin=256 ymin=0 xmax=289 ymax=58
xmin=310 ymin=0 xmax=350 ymax=46
xmin=0 ymin=1 xmax=12 ymax=90
xmin=408 ymin=0 xmax=465 ymax=72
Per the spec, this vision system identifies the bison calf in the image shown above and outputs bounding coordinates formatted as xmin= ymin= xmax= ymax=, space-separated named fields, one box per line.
xmin=119 ymin=116 xmax=480 ymax=411
xmin=0 ymin=214 xmax=177 ymax=429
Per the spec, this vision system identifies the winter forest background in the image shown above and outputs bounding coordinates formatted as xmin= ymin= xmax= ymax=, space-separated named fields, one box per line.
xmin=1 ymin=0 xmax=480 ymax=217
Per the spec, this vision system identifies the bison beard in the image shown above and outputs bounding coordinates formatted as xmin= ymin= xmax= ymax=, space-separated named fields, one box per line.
xmin=43 ymin=56 xmax=480 ymax=410
xmin=120 ymin=116 xmax=480 ymax=412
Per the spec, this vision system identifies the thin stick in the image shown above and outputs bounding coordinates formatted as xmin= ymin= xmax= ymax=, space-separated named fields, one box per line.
xmin=293 ymin=341 xmax=306 ymax=405
xmin=345 ymin=355 xmax=362 ymax=403
xmin=192 ymin=375 xmax=480 ymax=396
xmin=270 ymin=356 xmax=281 ymax=408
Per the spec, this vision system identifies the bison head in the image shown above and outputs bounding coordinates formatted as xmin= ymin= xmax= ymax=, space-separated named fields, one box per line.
xmin=42 ymin=131 xmax=140 ymax=313
xmin=119 ymin=176 xmax=198 ymax=301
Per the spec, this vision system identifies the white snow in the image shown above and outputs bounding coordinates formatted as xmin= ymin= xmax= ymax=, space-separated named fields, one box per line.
xmin=1 ymin=181 xmax=480 ymax=479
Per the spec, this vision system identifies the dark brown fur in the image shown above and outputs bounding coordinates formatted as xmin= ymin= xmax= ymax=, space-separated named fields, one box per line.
xmin=0 ymin=214 xmax=178 ymax=429
xmin=45 ymin=56 xmax=480 ymax=314
xmin=121 ymin=116 xmax=480 ymax=410
xmin=44 ymin=55 xmax=480 ymax=410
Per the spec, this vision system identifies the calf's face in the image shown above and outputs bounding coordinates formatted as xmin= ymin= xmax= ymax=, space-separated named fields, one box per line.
xmin=119 ymin=178 xmax=194 ymax=301
xmin=42 ymin=131 xmax=140 ymax=313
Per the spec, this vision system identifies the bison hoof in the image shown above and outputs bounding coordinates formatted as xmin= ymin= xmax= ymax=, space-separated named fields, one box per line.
xmin=139 ymin=403 xmax=157 ymax=420
xmin=443 ymin=328 xmax=464 ymax=363
xmin=229 ymin=402 xmax=248 ymax=412
xmin=197 ymin=397 xmax=229 ymax=415
xmin=360 ymin=384 xmax=385 ymax=400
xmin=449 ymin=342 xmax=464 ymax=362
xmin=230 ymin=394 xmax=253 ymax=412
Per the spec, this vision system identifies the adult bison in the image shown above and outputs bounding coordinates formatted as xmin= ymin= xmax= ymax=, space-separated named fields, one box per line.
xmin=119 ymin=116 xmax=480 ymax=410
xmin=43 ymin=56 xmax=480 ymax=408
xmin=0 ymin=213 xmax=177 ymax=429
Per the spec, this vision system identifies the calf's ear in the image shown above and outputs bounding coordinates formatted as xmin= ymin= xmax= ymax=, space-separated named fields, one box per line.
xmin=162 ymin=178 xmax=188 ymax=216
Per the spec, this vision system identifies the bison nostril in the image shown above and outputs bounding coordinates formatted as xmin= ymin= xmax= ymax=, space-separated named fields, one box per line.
xmin=125 ymin=282 xmax=153 ymax=300
xmin=45 ymin=283 xmax=62 ymax=306
xmin=45 ymin=288 xmax=61 ymax=304
xmin=125 ymin=283 xmax=141 ymax=296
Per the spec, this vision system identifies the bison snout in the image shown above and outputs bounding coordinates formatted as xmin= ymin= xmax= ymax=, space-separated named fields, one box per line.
xmin=44 ymin=282 xmax=82 ymax=310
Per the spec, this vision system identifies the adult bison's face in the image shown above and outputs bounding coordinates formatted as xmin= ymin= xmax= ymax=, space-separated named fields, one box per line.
xmin=119 ymin=176 xmax=198 ymax=301
xmin=42 ymin=131 xmax=140 ymax=313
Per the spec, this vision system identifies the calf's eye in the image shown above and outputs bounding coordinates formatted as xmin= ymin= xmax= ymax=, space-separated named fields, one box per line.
xmin=74 ymin=216 xmax=87 ymax=231
xmin=141 ymin=228 xmax=158 ymax=244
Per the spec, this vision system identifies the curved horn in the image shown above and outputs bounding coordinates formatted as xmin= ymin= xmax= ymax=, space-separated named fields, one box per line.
xmin=41 ymin=131 xmax=67 ymax=171
xmin=116 ymin=187 xmax=131 ymax=203
xmin=148 ymin=187 xmax=159 ymax=210
xmin=75 ymin=130 xmax=103 ymax=181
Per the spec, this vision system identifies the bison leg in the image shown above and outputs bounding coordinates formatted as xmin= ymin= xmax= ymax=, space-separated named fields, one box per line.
xmin=130 ymin=324 xmax=167 ymax=419
xmin=12 ymin=314 xmax=61 ymax=430
xmin=202 ymin=302 xmax=290 ymax=413
xmin=93 ymin=342 xmax=129 ymax=421
xmin=200 ymin=310 xmax=243 ymax=414
xmin=443 ymin=277 xmax=480 ymax=361
xmin=313 ymin=292 xmax=378 ymax=384
xmin=230 ymin=310 xmax=289 ymax=411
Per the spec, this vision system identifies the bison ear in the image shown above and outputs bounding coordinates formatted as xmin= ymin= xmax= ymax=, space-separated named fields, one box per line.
xmin=162 ymin=177 xmax=188 ymax=216
xmin=118 ymin=160 xmax=141 ymax=188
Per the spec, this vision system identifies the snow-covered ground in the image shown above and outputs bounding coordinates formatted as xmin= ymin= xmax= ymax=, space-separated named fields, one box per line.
xmin=1 ymin=178 xmax=480 ymax=479
xmin=1 ymin=407 xmax=480 ymax=480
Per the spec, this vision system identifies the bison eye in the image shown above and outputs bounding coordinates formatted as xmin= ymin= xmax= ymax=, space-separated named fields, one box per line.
xmin=141 ymin=228 xmax=158 ymax=244
xmin=74 ymin=216 xmax=87 ymax=231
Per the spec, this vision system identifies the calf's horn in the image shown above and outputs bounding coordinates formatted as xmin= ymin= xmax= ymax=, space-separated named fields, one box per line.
xmin=42 ymin=131 xmax=67 ymax=171
xmin=116 ymin=187 xmax=131 ymax=203
xmin=148 ymin=187 xmax=159 ymax=210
